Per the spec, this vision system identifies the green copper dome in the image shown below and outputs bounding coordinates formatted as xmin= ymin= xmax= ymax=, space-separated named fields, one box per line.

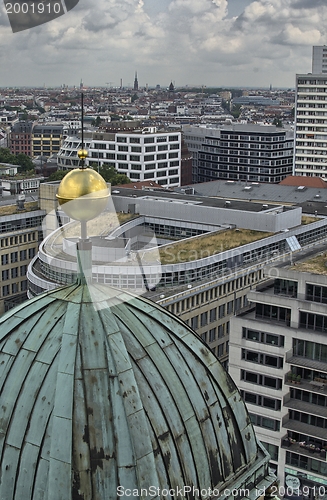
xmin=0 ymin=281 xmax=272 ymax=500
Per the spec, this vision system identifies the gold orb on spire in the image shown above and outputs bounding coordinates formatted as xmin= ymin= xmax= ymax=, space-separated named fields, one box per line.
xmin=56 ymin=168 xmax=110 ymax=222
xmin=77 ymin=148 xmax=88 ymax=160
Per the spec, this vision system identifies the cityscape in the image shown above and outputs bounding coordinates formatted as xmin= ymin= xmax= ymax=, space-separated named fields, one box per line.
xmin=1 ymin=0 xmax=327 ymax=499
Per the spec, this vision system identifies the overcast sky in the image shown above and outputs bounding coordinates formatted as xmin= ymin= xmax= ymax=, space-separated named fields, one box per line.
xmin=0 ymin=0 xmax=326 ymax=89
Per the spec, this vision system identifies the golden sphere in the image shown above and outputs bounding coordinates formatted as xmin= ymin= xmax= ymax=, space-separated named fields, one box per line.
xmin=56 ymin=168 xmax=110 ymax=221
xmin=77 ymin=148 xmax=88 ymax=160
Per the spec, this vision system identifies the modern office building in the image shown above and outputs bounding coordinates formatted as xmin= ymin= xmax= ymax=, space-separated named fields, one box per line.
xmin=183 ymin=124 xmax=293 ymax=184
xmin=58 ymin=129 xmax=182 ymax=187
xmin=312 ymin=46 xmax=327 ymax=74
xmin=9 ymin=120 xmax=34 ymax=157
xmin=229 ymin=263 xmax=327 ymax=492
xmin=294 ymin=73 xmax=327 ymax=178
xmin=0 ymin=204 xmax=45 ymax=315
xmin=31 ymin=123 xmax=63 ymax=158
xmin=27 ymin=182 xmax=327 ymax=368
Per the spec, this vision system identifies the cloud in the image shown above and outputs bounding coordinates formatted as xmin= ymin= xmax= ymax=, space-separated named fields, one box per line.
xmin=0 ymin=0 xmax=327 ymax=87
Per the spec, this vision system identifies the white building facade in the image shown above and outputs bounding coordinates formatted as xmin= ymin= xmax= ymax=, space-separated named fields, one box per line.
xmin=229 ymin=267 xmax=327 ymax=495
xmin=312 ymin=46 xmax=327 ymax=74
xmin=294 ymin=74 xmax=327 ymax=178
xmin=58 ymin=129 xmax=182 ymax=188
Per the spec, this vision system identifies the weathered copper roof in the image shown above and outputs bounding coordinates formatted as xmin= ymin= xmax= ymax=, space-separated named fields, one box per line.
xmin=0 ymin=281 xmax=268 ymax=499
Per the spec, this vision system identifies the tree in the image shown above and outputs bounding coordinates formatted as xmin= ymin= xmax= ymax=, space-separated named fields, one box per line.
xmin=97 ymin=164 xmax=130 ymax=185
xmin=16 ymin=153 xmax=34 ymax=171
xmin=48 ymin=170 xmax=68 ymax=182
xmin=272 ymin=117 xmax=283 ymax=128
xmin=0 ymin=148 xmax=35 ymax=172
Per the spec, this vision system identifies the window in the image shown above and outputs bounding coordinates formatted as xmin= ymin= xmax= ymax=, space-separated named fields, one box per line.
xmin=242 ymin=349 xmax=283 ymax=368
xmin=28 ymin=248 xmax=35 ymax=259
xmin=261 ymin=441 xmax=279 ymax=461
xmin=209 ymin=328 xmax=216 ymax=342
xmin=130 ymin=155 xmax=140 ymax=161
xmin=217 ymin=344 xmax=224 ymax=357
xmin=227 ymin=301 xmax=233 ymax=314
xmin=241 ymin=370 xmax=283 ymax=390
xmin=249 ymin=413 xmax=280 ymax=431
xmin=11 ymin=252 xmax=18 ymax=263
xmin=11 ymin=267 xmax=18 ymax=279
xmin=131 ymin=146 xmax=141 ymax=153
xmin=201 ymin=332 xmax=207 ymax=342
xmin=145 ymin=146 xmax=156 ymax=152
xmin=201 ymin=312 xmax=208 ymax=327
xmin=118 ymin=145 xmax=128 ymax=152
xmin=144 ymin=155 xmax=155 ymax=162
xmin=2 ymin=269 xmax=9 ymax=280
xmin=218 ymin=324 xmax=224 ymax=338
xmin=219 ymin=304 xmax=225 ymax=318
xmin=117 ymin=136 xmax=127 ymax=143
xmin=144 ymin=137 xmax=155 ymax=144
xmin=191 ymin=316 xmax=198 ymax=329
xmin=299 ymin=311 xmax=327 ymax=332
xmin=2 ymin=285 xmax=10 ymax=296
xmin=209 ymin=308 xmax=216 ymax=322
xmin=20 ymin=249 xmax=27 ymax=261
xmin=117 ymin=154 xmax=127 ymax=160
xmin=241 ymin=391 xmax=281 ymax=411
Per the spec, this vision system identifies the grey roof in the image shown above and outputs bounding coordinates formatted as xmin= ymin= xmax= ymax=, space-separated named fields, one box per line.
xmin=185 ymin=179 xmax=327 ymax=214
xmin=0 ymin=280 xmax=269 ymax=499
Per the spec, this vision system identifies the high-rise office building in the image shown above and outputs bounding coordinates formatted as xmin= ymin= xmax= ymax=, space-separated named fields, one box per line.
xmin=312 ymin=46 xmax=327 ymax=74
xmin=294 ymin=47 xmax=327 ymax=178
xmin=183 ymin=124 xmax=293 ymax=184
xmin=229 ymin=264 xmax=327 ymax=493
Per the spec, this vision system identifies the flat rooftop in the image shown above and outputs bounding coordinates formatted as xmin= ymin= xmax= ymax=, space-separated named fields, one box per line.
xmin=112 ymin=186 xmax=289 ymax=214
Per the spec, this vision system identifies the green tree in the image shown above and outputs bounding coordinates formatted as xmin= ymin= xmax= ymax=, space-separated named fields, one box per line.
xmin=0 ymin=148 xmax=35 ymax=172
xmin=272 ymin=117 xmax=283 ymax=128
xmin=48 ymin=170 xmax=68 ymax=182
xmin=16 ymin=153 xmax=34 ymax=171
xmin=97 ymin=164 xmax=130 ymax=185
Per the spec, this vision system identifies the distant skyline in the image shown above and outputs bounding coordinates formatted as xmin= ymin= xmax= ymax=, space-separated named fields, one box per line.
xmin=0 ymin=0 xmax=326 ymax=89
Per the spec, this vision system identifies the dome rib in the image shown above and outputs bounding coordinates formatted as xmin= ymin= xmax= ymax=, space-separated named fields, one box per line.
xmin=0 ymin=282 xmax=272 ymax=500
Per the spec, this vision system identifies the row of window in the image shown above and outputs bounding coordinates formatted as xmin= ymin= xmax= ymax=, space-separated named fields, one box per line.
xmin=241 ymin=370 xmax=283 ymax=390
xmin=299 ymin=311 xmax=327 ymax=333
xmin=0 ymin=232 xmax=38 ymax=248
xmin=200 ymin=322 xmax=230 ymax=343
xmin=290 ymin=388 xmax=327 ymax=408
xmin=1 ymin=248 xmax=36 ymax=265
xmin=2 ymin=280 xmax=27 ymax=296
xmin=286 ymin=451 xmax=327 ymax=477
xmin=293 ymin=338 xmax=327 ymax=364
xmin=115 ymin=135 xmax=179 ymax=144
xmin=255 ymin=303 xmax=291 ymax=326
xmin=249 ymin=412 xmax=280 ymax=431
xmin=289 ymin=409 xmax=327 ymax=429
xmin=241 ymin=390 xmax=281 ymax=411
xmin=2 ymin=265 xmax=28 ymax=280
xmin=241 ymin=349 xmax=284 ymax=369
xmin=242 ymin=327 xmax=285 ymax=347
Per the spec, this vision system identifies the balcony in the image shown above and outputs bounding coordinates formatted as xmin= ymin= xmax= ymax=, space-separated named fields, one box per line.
xmin=286 ymin=352 xmax=327 ymax=375
xmin=281 ymin=435 xmax=327 ymax=461
xmin=284 ymin=398 xmax=327 ymax=419
xmin=282 ymin=417 xmax=327 ymax=441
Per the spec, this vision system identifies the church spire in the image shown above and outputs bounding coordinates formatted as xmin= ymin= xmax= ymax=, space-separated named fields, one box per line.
xmin=133 ymin=71 xmax=138 ymax=91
